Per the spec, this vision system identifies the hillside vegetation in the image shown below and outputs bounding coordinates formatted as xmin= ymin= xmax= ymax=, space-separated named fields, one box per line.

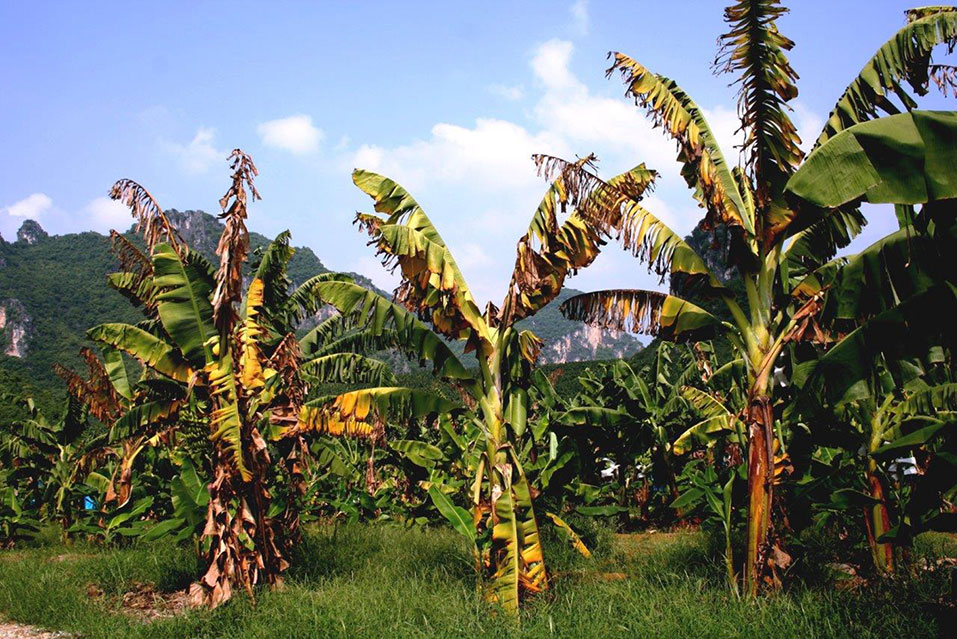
xmin=0 ymin=212 xmax=640 ymax=416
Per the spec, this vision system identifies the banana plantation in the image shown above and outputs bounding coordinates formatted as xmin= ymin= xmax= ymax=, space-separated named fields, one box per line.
xmin=1 ymin=2 xmax=957 ymax=637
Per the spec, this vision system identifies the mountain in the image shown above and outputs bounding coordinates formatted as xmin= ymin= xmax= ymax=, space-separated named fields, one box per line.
xmin=0 ymin=211 xmax=370 ymax=411
xmin=163 ymin=209 xmax=380 ymax=292
xmin=0 ymin=211 xmax=640 ymax=412
xmin=514 ymin=288 xmax=640 ymax=362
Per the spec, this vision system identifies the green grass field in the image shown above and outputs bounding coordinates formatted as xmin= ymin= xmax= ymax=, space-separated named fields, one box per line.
xmin=0 ymin=525 xmax=953 ymax=638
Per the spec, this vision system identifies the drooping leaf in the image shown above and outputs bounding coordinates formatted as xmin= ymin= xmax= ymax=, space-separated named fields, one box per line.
xmin=297 ymin=387 xmax=458 ymax=439
xmin=545 ymin=512 xmax=592 ymax=558
xmin=816 ymin=8 xmax=957 ymax=147
xmin=500 ymin=157 xmax=637 ymax=324
xmin=87 ymin=323 xmax=193 ymax=383
xmin=489 ymin=467 xmax=521 ymax=612
xmin=428 ymin=484 xmax=476 ymax=543
xmin=795 ymin=283 xmax=957 ymax=407
xmin=673 ymin=386 xmax=739 ymax=455
xmin=286 ymin=272 xmax=355 ymax=324
xmin=53 ymin=348 xmax=124 ymax=423
xmin=107 ymin=271 xmax=158 ymax=316
xmin=151 ymin=243 xmax=217 ymax=368
xmin=110 ymin=398 xmax=184 ymax=440
xmin=353 ymin=170 xmax=490 ymax=350
xmin=205 ymin=352 xmax=249 ymax=480
xmin=109 ymin=179 xmax=183 ymax=255
xmin=874 ymin=420 xmax=950 ymax=457
xmin=788 ymin=111 xmax=957 ymax=208
xmin=300 ymin=353 xmax=396 ymax=386
xmin=607 ymin=53 xmax=753 ymax=233
xmin=238 ymin=278 xmax=267 ymax=391
xmin=560 ymin=289 xmax=721 ymax=341
xmin=816 ymin=217 xmax=956 ymax=326
xmin=614 ymin=197 xmax=726 ymax=290
xmin=489 ymin=455 xmax=547 ymax=613
xmin=898 ymin=382 xmax=957 ymax=417
xmin=305 ymin=280 xmax=470 ymax=380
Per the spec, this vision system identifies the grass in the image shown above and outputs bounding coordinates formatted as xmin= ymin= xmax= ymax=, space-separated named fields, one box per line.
xmin=0 ymin=524 xmax=952 ymax=638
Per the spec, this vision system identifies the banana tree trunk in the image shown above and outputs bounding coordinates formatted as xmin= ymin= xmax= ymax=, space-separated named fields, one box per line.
xmin=744 ymin=393 xmax=774 ymax=597
xmin=616 ymin=445 xmax=630 ymax=529
xmin=189 ymin=438 xmax=289 ymax=609
xmin=653 ymin=444 xmax=681 ymax=517
xmin=863 ymin=460 xmax=895 ymax=575
xmin=278 ymin=436 xmax=306 ymax=549
xmin=724 ymin=521 xmax=737 ymax=596
xmin=478 ymin=336 xmax=547 ymax=613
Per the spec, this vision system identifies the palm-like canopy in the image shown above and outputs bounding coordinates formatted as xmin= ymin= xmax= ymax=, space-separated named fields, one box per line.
xmin=86 ymin=151 xmax=448 ymax=608
xmin=557 ymin=2 xmax=957 ymax=594
xmin=304 ymin=156 xmax=654 ymax=612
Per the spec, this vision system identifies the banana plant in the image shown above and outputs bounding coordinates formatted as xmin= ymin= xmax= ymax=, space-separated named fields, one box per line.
xmin=554 ymin=344 xmax=710 ymax=523
xmin=89 ymin=150 xmax=444 ymax=608
xmin=0 ymin=469 xmax=40 ymax=547
xmin=788 ymin=196 xmax=957 ymax=572
xmin=556 ymin=2 xmax=957 ymax=594
xmin=305 ymin=155 xmax=650 ymax=612
xmin=0 ymin=392 xmax=104 ymax=535
xmin=674 ymin=459 xmax=742 ymax=595
xmin=140 ymin=459 xmax=210 ymax=546
xmin=793 ymin=350 xmax=956 ymax=575
xmin=93 ymin=154 xmax=297 ymax=606
xmin=784 ymin=105 xmax=957 ymax=573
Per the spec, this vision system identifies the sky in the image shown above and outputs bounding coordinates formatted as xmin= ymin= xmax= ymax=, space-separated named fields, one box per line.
xmin=1 ymin=0 xmax=953 ymax=306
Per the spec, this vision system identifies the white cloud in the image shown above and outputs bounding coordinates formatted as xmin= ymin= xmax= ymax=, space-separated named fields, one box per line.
xmin=84 ymin=197 xmax=132 ymax=233
xmin=333 ymin=134 xmax=351 ymax=151
xmin=2 ymin=193 xmax=53 ymax=219
xmin=531 ymin=39 xmax=577 ymax=91
xmin=351 ymin=118 xmax=567 ymax=194
xmin=488 ymin=84 xmax=524 ymax=101
xmin=344 ymin=38 xmax=733 ymax=304
xmin=257 ymin=114 xmax=324 ymax=155
xmin=351 ymin=39 xmax=683 ymax=197
xmin=570 ymin=0 xmax=589 ymax=36
xmin=531 ymin=40 xmax=678 ymax=172
xmin=166 ymin=127 xmax=225 ymax=174
xmin=353 ymin=144 xmax=384 ymax=172
xmin=701 ymin=105 xmax=744 ymax=163
xmin=792 ymin=101 xmax=824 ymax=152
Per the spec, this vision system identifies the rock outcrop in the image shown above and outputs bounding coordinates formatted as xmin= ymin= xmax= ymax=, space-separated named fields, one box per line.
xmin=541 ymin=324 xmax=635 ymax=363
xmin=16 ymin=220 xmax=48 ymax=245
xmin=0 ymin=298 xmax=31 ymax=358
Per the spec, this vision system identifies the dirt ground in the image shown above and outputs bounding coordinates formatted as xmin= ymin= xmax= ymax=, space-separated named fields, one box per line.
xmin=0 ymin=620 xmax=73 ymax=639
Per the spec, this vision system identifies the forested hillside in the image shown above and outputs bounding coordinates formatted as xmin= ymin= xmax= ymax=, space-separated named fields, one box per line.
xmin=0 ymin=211 xmax=640 ymax=414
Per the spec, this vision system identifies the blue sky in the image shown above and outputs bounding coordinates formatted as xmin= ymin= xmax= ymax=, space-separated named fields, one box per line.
xmin=1 ymin=0 xmax=953 ymax=305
